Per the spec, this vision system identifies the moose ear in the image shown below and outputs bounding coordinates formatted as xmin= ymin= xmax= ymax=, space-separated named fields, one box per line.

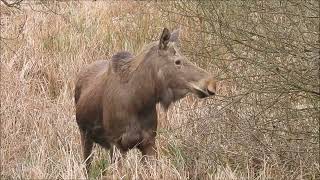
xmin=169 ymin=28 xmax=180 ymax=42
xmin=159 ymin=28 xmax=171 ymax=50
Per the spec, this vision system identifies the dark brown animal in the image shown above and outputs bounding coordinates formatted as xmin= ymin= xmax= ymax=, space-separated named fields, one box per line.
xmin=75 ymin=28 xmax=216 ymax=171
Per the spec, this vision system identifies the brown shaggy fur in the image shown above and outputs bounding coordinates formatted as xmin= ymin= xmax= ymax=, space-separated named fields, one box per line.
xmin=75 ymin=28 xmax=217 ymax=172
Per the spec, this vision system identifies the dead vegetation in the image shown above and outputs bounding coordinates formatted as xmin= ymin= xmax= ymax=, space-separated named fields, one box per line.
xmin=1 ymin=1 xmax=319 ymax=179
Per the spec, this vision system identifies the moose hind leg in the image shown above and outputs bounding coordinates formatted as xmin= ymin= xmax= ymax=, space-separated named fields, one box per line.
xmin=80 ymin=129 xmax=94 ymax=173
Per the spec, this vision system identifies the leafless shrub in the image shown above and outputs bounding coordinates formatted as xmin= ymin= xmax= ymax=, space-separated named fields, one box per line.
xmin=160 ymin=0 xmax=319 ymax=179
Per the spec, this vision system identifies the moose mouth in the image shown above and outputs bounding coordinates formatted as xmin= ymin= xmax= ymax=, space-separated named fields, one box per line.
xmin=195 ymin=90 xmax=210 ymax=98
xmin=188 ymin=83 xmax=215 ymax=99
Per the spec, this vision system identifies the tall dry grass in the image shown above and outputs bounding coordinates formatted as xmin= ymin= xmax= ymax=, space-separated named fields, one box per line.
xmin=1 ymin=1 xmax=319 ymax=179
xmin=0 ymin=1 xmax=217 ymax=179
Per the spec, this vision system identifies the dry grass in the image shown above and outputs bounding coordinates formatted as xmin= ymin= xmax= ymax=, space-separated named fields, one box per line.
xmin=1 ymin=1 xmax=319 ymax=179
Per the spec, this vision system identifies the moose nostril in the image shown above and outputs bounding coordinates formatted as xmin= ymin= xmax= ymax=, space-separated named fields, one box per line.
xmin=207 ymin=80 xmax=216 ymax=96
xmin=207 ymin=89 xmax=215 ymax=96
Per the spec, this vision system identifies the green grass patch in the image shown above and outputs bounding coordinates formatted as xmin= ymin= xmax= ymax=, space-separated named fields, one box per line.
xmin=88 ymin=158 xmax=109 ymax=180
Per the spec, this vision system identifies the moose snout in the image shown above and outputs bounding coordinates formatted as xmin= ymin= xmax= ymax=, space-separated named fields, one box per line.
xmin=206 ymin=79 xmax=216 ymax=96
xmin=188 ymin=77 xmax=217 ymax=98
xmin=207 ymin=89 xmax=215 ymax=95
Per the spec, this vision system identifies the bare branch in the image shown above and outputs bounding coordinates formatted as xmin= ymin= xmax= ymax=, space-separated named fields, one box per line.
xmin=0 ymin=0 xmax=23 ymax=9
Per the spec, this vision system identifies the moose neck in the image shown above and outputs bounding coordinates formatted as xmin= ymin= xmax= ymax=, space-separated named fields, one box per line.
xmin=125 ymin=53 xmax=159 ymax=113
xmin=126 ymin=49 xmax=172 ymax=112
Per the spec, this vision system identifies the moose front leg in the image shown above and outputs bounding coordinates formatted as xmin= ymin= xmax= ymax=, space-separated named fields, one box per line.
xmin=110 ymin=144 xmax=127 ymax=163
xmin=138 ymin=137 xmax=157 ymax=162
xmin=142 ymin=141 xmax=156 ymax=156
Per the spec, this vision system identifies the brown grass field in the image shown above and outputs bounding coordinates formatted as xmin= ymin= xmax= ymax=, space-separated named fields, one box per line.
xmin=1 ymin=1 xmax=319 ymax=179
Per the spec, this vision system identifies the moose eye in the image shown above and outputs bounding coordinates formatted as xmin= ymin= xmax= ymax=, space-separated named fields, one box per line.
xmin=175 ymin=60 xmax=181 ymax=65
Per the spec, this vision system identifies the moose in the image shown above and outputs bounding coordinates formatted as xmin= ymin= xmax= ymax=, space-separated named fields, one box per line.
xmin=75 ymin=28 xmax=217 ymax=171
